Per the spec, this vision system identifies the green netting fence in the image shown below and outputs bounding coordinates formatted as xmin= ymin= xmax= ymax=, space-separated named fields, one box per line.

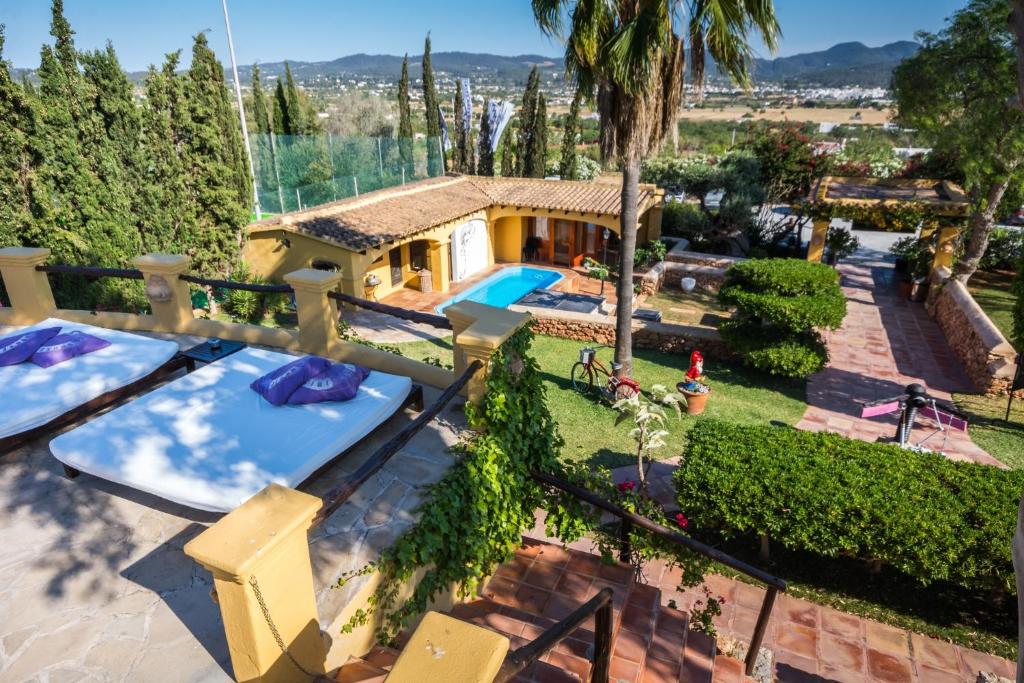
xmin=251 ymin=133 xmax=445 ymax=215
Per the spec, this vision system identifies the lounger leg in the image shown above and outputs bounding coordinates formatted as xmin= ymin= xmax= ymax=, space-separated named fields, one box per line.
xmin=62 ymin=464 xmax=81 ymax=479
xmin=409 ymin=385 xmax=425 ymax=412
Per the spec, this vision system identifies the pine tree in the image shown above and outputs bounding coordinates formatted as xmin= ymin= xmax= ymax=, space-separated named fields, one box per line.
xmin=0 ymin=25 xmax=45 ymax=250
xmin=398 ymin=54 xmax=414 ymax=179
xmin=499 ymin=126 xmax=515 ymax=177
xmin=422 ymin=34 xmax=442 ymax=175
xmin=527 ymin=93 xmax=548 ymax=178
xmin=283 ymin=62 xmax=305 ymax=134
xmin=477 ymin=98 xmax=494 ymax=176
xmin=183 ymin=32 xmax=250 ymax=276
xmin=516 ymin=67 xmax=540 ymax=176
xmin=559 ymin=88 xmax=582 ymax=180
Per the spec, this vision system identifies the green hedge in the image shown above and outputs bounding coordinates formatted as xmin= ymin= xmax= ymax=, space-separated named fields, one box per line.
xmin=674 ymin=420 xmax=1023 ymax=594
xmin=718 ymin=259 xmax=846 ymax=377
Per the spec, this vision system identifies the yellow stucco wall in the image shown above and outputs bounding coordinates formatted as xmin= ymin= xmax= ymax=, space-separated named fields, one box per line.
xmin=492 ymin=216 xmax=526 ymax=263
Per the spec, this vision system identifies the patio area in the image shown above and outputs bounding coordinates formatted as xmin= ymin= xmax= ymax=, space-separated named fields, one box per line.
xmin=0 ymin=329 xmax=466 ymax=682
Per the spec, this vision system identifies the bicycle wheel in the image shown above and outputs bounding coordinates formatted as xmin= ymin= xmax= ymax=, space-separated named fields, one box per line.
xmin=613 ymin=380 xmax=639 ymax=401
xmin=570 ymin=362 xmax=595 ymax=394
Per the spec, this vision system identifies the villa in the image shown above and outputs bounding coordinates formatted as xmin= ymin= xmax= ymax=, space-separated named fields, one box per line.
xmin=244 ymin=174 xmax=665 ymax=304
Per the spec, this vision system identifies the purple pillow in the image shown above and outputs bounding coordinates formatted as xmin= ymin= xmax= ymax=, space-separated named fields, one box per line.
xmin=30 ymin=331 xmax=112 ymax=368
xmin=287 ymin=363 xmax=371 ymax=405
xmin=250 ymin=356 xmax=332 ymax=406
xmin=0 ymin=327 xmax=62 ymax=366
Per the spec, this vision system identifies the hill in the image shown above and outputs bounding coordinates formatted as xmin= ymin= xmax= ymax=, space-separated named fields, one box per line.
xmin=741 ymin=41 xmax=920 ymax=87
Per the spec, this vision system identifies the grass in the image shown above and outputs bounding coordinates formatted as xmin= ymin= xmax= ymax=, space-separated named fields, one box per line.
xmin=396 ymin=333 xmax=806 ymax=469
xmin=642 ymin=288 xmax=733 ymax=328
xmin=953 ymin=392 xmax=1024 ymax=469
xmin=968 ymin=269 xmax=1018 ymax=350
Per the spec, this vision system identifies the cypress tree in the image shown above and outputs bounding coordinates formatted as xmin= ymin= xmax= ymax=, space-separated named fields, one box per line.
xmin=527 ymin=93 xmax=548 ymax=178
xmin=516 ymin=67 xmax=540 ymax=176
xmin=251 ymin=65 xmax=271 ymax=134
xmin=477 ymin=98 xmax=494 ymax=176
xmin=559 ymin=88 xmax=582 ymax=180
xmin=183 ymin=32 xmax=249 ymax=276
xmin=0 ymin=25 xmax=45 ymax=250
xmin=499 ymin=127 xmax=515 ymax=177
xmin=398 ymin=54 xmax=414 ymax=179
xmin=453 ymin=79 xmax=466 ymax=172
xmin=422 ymin=34 xmax=442 ymax=175
xmin=283 ymin=62 xmax=305 ymax=134
xmin=273 ymin=80 xmax=289 ymax=135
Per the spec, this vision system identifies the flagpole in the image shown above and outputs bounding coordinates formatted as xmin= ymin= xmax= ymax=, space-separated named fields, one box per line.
xmin=221 ymin=0 xmax=262 ymax=220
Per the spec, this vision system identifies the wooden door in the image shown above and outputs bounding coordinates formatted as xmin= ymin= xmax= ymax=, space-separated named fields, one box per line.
xmin=553 ymin=220 xmax=573 ymax=266
xmin=388 ymin=247 xmax=403 ymax=286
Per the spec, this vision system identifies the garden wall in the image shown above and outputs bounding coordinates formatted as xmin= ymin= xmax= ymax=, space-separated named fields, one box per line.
xmin=926 ymin=267 xmax=1018 ymax=395
xmin=515 ymin=306 xmax=734 ymax=359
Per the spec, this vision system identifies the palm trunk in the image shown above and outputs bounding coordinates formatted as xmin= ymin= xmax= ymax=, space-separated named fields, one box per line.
xmin=955 ymin=168 xmax=1018 ymax=284
xmin=614 ymin=159 xmax=640 ymax=377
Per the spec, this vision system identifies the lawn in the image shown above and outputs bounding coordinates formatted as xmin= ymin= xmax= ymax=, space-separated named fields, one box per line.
xmin=968 ymin=269 xmax=1018 ymax=349
xmin=954 ymin=392 xmax=1024 ymax=469
xmin=396 ymin=333 xmax=806 ymax=468
xmin=641 ymin=288 xmax=733 ymax=328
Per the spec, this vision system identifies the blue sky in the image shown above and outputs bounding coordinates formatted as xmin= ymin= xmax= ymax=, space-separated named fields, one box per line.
xmin=1 ymin=0 xmax=968 ymax=72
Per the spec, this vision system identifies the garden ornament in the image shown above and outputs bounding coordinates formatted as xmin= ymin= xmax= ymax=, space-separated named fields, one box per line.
xmin=860 ymin=382 xmax=967 ymax=454
xmin=680 ymin=277 xmax=697 ymax=293
xmin=679 ymin=351 xmax=710 ymax=395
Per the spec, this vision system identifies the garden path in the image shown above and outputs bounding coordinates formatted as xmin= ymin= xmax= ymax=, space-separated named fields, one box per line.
xmin=795 ymin=261 xmax=1003 ymax=467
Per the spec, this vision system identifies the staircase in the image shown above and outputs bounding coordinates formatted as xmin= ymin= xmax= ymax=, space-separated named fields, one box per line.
xmin=335 ymin=538 xmax=751 ymax=683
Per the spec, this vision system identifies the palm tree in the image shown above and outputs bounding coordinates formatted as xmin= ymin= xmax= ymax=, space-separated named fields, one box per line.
xmin=532 ymin=0 xmax=779 ymax=376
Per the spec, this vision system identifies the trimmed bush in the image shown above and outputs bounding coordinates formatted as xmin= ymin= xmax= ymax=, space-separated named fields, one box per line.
xmin=719 ymin=259 xmax=846 ymax=377
xmin=674 ymin=420 xmax=1024 ymax=594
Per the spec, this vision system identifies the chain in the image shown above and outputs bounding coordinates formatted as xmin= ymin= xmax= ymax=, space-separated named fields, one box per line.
xmin=249 ymin=575 xmax=320 ymax=680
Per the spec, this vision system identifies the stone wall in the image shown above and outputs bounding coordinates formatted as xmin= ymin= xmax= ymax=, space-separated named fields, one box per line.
xmin=662 ymin=262 xmax=728 ymax=293
xmin=518 ymin=306 xmax=734 ymax=359
xmin=926 ymin=267 xmax=1019 ymax=395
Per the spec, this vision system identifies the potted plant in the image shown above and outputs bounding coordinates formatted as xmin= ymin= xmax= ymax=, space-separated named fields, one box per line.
xmin=824 ymin=227 xmax=860 ymax=266
xmin=889 ymin=236 xmax=931 ymax=300
xmin=676 ymin=350 xmax=711 ymax=415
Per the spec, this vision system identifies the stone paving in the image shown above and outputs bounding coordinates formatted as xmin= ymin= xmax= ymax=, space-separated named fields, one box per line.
xmin=0 ymin=329 xmax=465 ymax=682
xmin=795 ymin=261 xmax=1001 ymax=466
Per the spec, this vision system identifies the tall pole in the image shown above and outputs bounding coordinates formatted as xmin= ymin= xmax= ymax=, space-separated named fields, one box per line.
xmin=221 ymin=0 xmax=262 ymax=220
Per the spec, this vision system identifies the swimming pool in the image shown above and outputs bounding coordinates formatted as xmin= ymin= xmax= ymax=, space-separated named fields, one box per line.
xmin=435 ymin=266 xmax=564 ymax=314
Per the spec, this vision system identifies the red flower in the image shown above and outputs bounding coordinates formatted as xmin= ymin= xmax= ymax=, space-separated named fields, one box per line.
xmin=617 ymin=480 xmax=635 ymax=492
xmin=675 ymin=513 xmax=689 ymax=529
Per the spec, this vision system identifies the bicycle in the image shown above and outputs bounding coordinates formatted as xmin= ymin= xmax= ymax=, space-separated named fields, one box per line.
xmin=570 ymin=347 xmax=641 ymax=401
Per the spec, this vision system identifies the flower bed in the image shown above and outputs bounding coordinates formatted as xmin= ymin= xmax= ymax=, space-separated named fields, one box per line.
xmin=674 ymin=420 xmax=1024 ymax=595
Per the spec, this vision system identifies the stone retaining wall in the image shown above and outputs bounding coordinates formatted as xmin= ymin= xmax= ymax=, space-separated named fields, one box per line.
xmin=926 ymin=267 xmax=1019 ymax=395
xmin=516 ymin=306 xmax=733 ymax=359
xmin=662 ymin=262 xmax=728 ymax=293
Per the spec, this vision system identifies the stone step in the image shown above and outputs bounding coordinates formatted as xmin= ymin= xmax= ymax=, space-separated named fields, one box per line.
xmin=680 ymin=629 xmax=717 ymax=683
xmin=333 ymin=656 xmax=388 ymax=683
xmin=361 ymin=645 xmax=401 ymax=672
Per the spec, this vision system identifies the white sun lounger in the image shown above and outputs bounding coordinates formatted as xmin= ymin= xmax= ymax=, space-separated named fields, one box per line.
xmin=0 ymin=318 xmax=182 ymax=451
xmin=49 ymin=347 xmax=417 ymax=512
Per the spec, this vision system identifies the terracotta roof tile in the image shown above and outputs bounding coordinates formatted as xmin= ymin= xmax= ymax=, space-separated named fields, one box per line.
xmin=248 ymin=174 xmax=657 ymax=251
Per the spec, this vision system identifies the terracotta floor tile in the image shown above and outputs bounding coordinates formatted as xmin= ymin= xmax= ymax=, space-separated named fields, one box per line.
xmin=865 ymin=650 xmax=913 ymax=683
xmin=916 ymin=665 xmax=966 ymax=683
xmin=909 ymin=633 xmax=959 ymax=673
xmin=775 ymin=623 xmax=818 ymax=659
xmin=819 ymin=632 xmax=864 ymax=672
xmin=640 ymin=655 xmax=680 ymax=683
xmin=817 ymin=663 xmax=868 ymax=683
xmin=864 ymin=621 xmax=910 ymax=658
xmin=613 ymin=628 xmax=651 ymax=664
xmin=779 ymin=597 xmax=820 ymax=629
xmin=959 ymin=647 xmax=1015 ymax=679
xmin=710 ymin=655 xmax=743 ymax=683
xmin=609 ymin=655 xmax=642 ymax=683
xmin=514 ymin=585 xmax=552 ymax=614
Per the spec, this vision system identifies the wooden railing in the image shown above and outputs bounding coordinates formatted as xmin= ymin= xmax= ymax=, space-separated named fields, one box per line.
xmin=311 ymin=359 xmax=482 ymax=528
xmin=531 ymin=470 xmax=786 ymax=677
xmin=327 ymin=290 xmax=453 ymax=330
xmin=495 ymin=587 xmax=613 ymax=683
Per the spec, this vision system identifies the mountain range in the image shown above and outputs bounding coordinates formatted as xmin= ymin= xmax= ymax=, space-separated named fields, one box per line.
xmin=233 ymin=40 xmax=919 ymax=89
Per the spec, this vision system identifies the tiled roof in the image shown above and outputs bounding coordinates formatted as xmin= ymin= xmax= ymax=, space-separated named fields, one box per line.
xmin=249 ymin=175 xmax=657 ymax=251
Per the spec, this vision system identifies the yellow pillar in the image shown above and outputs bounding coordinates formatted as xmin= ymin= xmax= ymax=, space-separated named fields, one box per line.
xmin=184 ymin=484 xmax=327 ymax=683
xmin=931 ymin=227 xmax=959 ymax=274
xmin=444 ymin=301 xmax=531 ymax=402
xmin=646 ymin=204 xmax=664 ymax=242
xmin=284 ymin=268 xmax=342 ymax=357
xmin=807 ymin=219 xmax=828 ymax=263
xmin=134 ymin=254 xmax=194 ymax=332
xmin=388 ymin=612 xmax=509 ymax=683
xmin=430 ymin=239 xmax=451 ymax=293
xmin=335 ymin=251 xmax=371 ymax=310
xmin=0 ymin=247 xmax=57 ymax=324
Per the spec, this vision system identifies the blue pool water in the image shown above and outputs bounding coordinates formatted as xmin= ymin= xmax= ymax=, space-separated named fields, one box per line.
xmin=435 ymin=266 xmax=564 ymax=314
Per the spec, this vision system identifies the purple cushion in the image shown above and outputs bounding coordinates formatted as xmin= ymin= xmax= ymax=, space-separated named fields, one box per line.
xmin=30 ymin=331 xmax=112 ymax=368
xmin=287 ymin=363 xmax=371 ymax=405
xmin=250 ymin=356 xmax=332 ymax=406
xmin=0 ymin=327 xmax=62 ymax=366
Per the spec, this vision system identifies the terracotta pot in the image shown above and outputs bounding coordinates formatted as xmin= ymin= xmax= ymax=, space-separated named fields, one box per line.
xmin=678 ymin=387 xmax=711 ymax=415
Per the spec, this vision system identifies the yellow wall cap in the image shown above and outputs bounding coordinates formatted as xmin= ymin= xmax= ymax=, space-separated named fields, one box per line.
xmin=387 ymin=611 xmax=510 ymax=683
xmin=0 ymin=246 xmax=51 ymax=266
xmin=285 ymin=268 xmax=345 ymax=291
xmin=184 ymin=484 xmax=323 ymax=578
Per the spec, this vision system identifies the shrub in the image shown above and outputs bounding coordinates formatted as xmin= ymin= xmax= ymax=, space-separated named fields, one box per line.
xmin=980 ymin=227 xmax=1024 ymax=272
xmin=674 ymin=420 xmax=1024 ymax=594
xmin=718 ymin=259 xmax=846 ymax=377
xmin=662 ymin=201 xmax=710 ymax=239
xmin=222 ymin=262 xmax=287 ymax=323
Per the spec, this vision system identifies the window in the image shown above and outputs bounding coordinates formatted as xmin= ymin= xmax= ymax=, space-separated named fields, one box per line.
xmin=409 ymin=241 xmax=428 ymax=271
